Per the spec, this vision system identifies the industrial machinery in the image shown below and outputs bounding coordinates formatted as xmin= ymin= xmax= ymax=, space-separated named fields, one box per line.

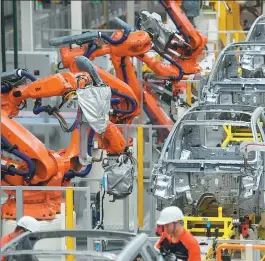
xmin=246 ymin=15 xmax=265 ymax=41
xmin=0 ymin=57 xmax=131 ymax=219
xmin=157 ymin=0 xmax=208 ymax=74
xmin=207 ymin=1 xmax=264 ymax=46
xmin=135 ymin=6 xmax=207 ymax=119
xmin=49 ymin=28 xmax=144 ymax=125
xmin=149 ymin=105 xmax=265 ymax=222
xmin=201 ymin=42 xmax=265 ymax=106
xmin=49 ymin=13 xmax=199 ymax=127
xmin=5 ymin=51 xmax=59 ymax=79
xmin=0 ymin=230 xmax=159 ymax=261
xmin=213 ymin=0 xmax=246 ymax=46
xmin=49 ymin=19 xmax=180 ymax=128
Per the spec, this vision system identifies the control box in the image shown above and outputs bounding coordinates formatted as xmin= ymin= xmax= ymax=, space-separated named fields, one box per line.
xmin=6 ymin=51 xmax=59 ymax=79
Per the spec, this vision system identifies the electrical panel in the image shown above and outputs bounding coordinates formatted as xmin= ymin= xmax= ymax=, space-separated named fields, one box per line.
xmin=6 ymin=51 xmax=59 ymax=79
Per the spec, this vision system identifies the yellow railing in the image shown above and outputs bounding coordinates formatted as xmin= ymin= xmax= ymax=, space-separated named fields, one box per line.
xmin=183 ymin=207 xmax=234 ymax=239
xmin=222 ymin=125 xmax=262 ymax=148
xmin=137 ymin=126 xmax=144 ymax=228
xmin=66 ymin=188 xmax=74 ymax=261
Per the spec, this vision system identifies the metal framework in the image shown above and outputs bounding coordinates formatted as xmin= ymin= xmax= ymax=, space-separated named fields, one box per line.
xmin=149 ymin=105 xmax=265 ymax=219
xmin=0 ymin=231 xmax=159 ymax=261
xmin=201 ymin=42 xmax=265 ymax=107
xmin=246 ymin=15 xmax=265 ymax=42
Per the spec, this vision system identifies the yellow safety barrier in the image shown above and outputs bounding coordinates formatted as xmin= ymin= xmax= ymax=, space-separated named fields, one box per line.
xmin=137 ymin=126 xmax=144 ymax=228
xmin=183 ymin=207 xmax=234 ymax=239
xmin=235 ymin=32 xmax=239 ymax=43
xmin=221 ymin=125 xmax=261 ymax=148
xmin=66 ymin=188 xmax=74 ymax=261
xmin=215 ymin=1 xmax=245 ymax=46
xmin=186 ymin=83 xmax=192 ymax=106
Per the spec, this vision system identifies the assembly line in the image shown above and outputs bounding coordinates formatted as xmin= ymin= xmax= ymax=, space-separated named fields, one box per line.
xmin=1 ymin=1 xmax=265 ymax=261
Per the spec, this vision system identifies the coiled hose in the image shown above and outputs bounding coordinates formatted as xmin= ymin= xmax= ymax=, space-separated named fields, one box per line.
xmin=111 ymin=89 xmax=136 ymax=114
xmin=99 ymin=27 xmax=130 ymax=44
xmin=84 ymin=42 xmax=98 ymax=58
xmin=64 ymin=129 xmax=95 ymax=179
xmin=1 ymin=83 xmax=12 ymax=93
xmin=1 ymin=69 xmax=38 ymax=93
xmin=120 ymin=54 xmax=156 ymax=122
xmin=84 ymin=42 xmax=137 ymax=115
xmin=1 ymin=136 xmax=36 ymax=177
xmin=153 ymin=46 xmax=184 ymax=81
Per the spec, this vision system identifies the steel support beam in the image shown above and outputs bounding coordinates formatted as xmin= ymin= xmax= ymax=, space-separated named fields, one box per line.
xmin=71 ymin=1 xmax=82 ymax=34
xmin=13 ymin=0 xmax=18 ymax=68
xmin=1 ymin=0 xmax=6 ymax=71
xmin=126 ymin=1 xmax=135 ymax=27
xmin=20 ymin=1 xmax=34 ymax=51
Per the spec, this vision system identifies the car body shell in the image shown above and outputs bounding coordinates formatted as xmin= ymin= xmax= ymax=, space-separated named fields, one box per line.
xmin=149 ymin=105 xmax=265 ymax=218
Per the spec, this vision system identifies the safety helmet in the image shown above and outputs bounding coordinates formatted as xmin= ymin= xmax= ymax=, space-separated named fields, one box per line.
xmin=156 ymin=206 xmax=184 ymax=225
xmin=17 ymin=216 xmax=40 ymax=232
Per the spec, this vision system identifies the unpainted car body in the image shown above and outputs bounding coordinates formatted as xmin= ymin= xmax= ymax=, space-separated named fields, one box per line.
xmin=201 ymin=42 xmax=265 ymax=107
xmin=246 ymin=15 xmax=265 ymax=42
xmin=0 ymin=230 xmax=159 ymax=261
xmin=149 ymin=105 xmax=265 ymax=218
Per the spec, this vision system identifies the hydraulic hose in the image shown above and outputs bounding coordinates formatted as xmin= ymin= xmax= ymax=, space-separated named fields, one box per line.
xmin=83 ymin=28 xmax=130 ymax=58
xmin=153 ymin=46 xmax=184 ymax=80
xmin=115 ymin=56 xmax=137 ymax=114
xmin=1 ymin=69 xmax=37 ymax=93
xmin=111 ymin=89 xmax=136 ymax=114
xmin=16 ymin=70 xmax=45 ymax=112
xmin=1 ymin=135 xmax=36 ymax=177
xmin=33 ymin=100 xmax=47 ymax=115
xmin=159 ymin=0 xmax=190 ymax=44
xmin=17 ymin=70 xmax=37 ymax=82
xmin=64 ymin=129 xmax=95 ymax=179
xmin=111 ymin=98 xmax=121 ymax=105
xmin=99 ymin=28 xmax=130 ymax=45
xmin=1 ymin=82 xmax=12 ymax=93
xmin=84 ymin=42 xmax=97 ymax=58
xmin=120 ymin=57 xmax=128 ymax=83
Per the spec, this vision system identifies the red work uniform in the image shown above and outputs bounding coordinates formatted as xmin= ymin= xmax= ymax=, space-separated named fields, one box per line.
xmin=1 ymin=232 xmax=17 ymax=261
xmin=1 ymin=232 xmax=17 ymax=247
xmin=159 ymin=229 xmax=201 ymax=261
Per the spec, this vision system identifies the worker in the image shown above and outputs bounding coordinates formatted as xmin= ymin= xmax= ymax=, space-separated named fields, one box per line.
xmin=155 ymin=206 xmax=201 ymax=261
xmin=1 ymin=216 xmax=40 ymax=247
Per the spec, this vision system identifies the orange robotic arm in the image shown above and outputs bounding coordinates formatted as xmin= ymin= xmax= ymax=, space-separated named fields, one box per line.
xmin=8 ymin=72 xmax=89 ymax=105
xmin=1 ymin=67 xmax=127 ymax=219
xmin=12 ymin=70 xmax=128 ymax=153
xmin=1 ymin=71 xmax=91 ymax=219
xmin=59 ymin=45 xmax=141 ymax=124
xmin=52 ymin=28 xmax=175 ymax=132
xmin=59 ymin=29 xmax=152 ymax=104
xmin=1 ymin=71 xmax=92 ymax=185
xmin=159 ymin=0 xmax=208 ymax=74
xmin=162 ymin=0 xmax=206 ymax=51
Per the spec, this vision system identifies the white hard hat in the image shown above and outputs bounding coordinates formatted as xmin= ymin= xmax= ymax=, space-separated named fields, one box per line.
xmin=156 ymin=206 xmax=184 ymax=225
xmin=17 ymin=216 xmax=40 ymax=232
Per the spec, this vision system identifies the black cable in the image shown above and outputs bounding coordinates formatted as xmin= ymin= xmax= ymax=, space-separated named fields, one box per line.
xmin=101 ymin=190 xmax=105 ymax=229
xmin=57 ymin=61 xmax=65 ymax=70
xmin=18 ymin=100 xmax=27 ymax=110
xmin=53 ymin=112 xmax=77 ymax=133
